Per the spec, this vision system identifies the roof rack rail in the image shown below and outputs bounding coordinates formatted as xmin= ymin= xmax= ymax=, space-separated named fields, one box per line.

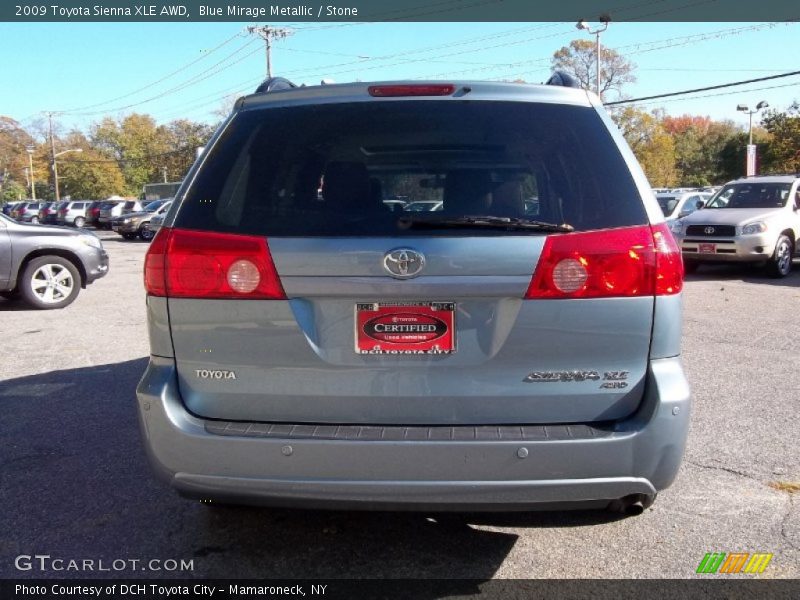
xmin=545 ymin=70 xmax=581 ymax=89
xmin=254 ymin=77 xmax=298 ymax=94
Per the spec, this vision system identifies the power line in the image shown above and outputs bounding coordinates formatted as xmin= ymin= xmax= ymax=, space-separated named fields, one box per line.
xmin=606 ymin=70 xmax=800 ymax=105
xmin=67 ymin=40 xmax=262 ymax=117
xmin=59 ymin=31 xmax=245 ymax=114
xmin=621 ymin=80 xmax=800 ymax=107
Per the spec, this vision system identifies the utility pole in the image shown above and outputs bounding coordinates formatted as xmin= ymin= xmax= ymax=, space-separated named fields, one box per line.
xmin=26 ymin=145 xmax=36 ymax=200
xmin=246 ymin=25 xmax=293 ymax=78
xmin=46 ymin=112 xmax=59 ymax=201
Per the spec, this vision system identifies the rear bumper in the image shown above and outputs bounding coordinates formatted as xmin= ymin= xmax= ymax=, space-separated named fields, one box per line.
xmin=136 ymin=356 xmax=691 ymax=510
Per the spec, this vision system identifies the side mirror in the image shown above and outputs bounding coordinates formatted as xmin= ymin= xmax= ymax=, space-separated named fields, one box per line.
xmin=695 ymin=200 xmax=706 ymax=210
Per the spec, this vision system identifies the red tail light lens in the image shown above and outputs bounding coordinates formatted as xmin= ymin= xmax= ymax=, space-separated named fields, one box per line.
xmin=651 ymin=222 xmax=684 ymax=295
xmin=525 ymin=224 xmax=682 ymax=299
xmin=368 ymin=84 xmax=455 ymax=97
xmin=144 ymin=227 xmax=170 ymax=296
xmin=143 ymin=228 xmax=286 ymax=299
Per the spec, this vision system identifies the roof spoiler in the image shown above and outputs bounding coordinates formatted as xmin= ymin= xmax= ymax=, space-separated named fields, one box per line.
xmin=545 ymin=70 xmax=581 ymax=89
xmin=254 ymin=77 xmax=299 ymax=94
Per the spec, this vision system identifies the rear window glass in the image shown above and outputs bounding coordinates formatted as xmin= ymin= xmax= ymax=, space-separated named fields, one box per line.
xmin=176 ymin=101 xmax=647 ymax=236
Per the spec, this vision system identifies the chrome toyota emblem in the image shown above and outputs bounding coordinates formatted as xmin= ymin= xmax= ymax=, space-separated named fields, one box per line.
xmin=704 ymin=226 xmax=715 ymax=234
xmin=383 ymin=248 xmax=425 ymax=279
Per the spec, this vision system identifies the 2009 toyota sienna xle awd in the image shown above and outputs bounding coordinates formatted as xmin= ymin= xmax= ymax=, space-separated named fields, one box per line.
xmin=136 ymin=76 xmax=690 ymax=515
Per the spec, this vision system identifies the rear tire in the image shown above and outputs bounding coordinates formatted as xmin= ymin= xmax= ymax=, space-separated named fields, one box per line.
xmin=19 ymin=256 xmax=81 ymax=310
xmin=74 ymin=216 xmax=85 ymax=228
xmin=767 ymin=235 xmax=793 ymax=278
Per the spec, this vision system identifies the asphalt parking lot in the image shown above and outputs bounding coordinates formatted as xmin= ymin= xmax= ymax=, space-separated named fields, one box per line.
xmin=1 ymin=230 xmax=798 ymax=579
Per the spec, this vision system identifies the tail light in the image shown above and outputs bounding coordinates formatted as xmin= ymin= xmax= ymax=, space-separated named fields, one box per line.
xmin=525 ymin=224 xmax=682 ymax=299
xmin=144 ymin=228 xmax=286 ymax=300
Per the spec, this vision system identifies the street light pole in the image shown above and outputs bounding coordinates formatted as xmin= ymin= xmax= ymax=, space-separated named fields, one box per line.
xmin=736 ymin=100 xmax=768 ymax=176
xmin=26 ymin=145 xmax=36 ymax=200
xmin=52 ymin=148 xmax=83 ymax=202
xmin=576 ymin=16 xmax=610 ymax=98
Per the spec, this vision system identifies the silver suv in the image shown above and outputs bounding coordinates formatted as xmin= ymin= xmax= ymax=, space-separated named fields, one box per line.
xmin=672 ymin=175 xmax=800 ymax=277
xmin=0 ymin=212 xmax=108 ymax=309
xmin=137 ymin=77 xmax=690 ymax=514
xmin=56 ymin=200 xmax=91 ymax=227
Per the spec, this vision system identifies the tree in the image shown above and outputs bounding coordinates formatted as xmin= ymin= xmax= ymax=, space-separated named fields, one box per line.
xmin=612 ymin=107 xmax=678 ymax=186
xmin=662 ymin=115 xmax=741 ymax=185
xmin=158 ymin=119 xmax=215 ymax=182
xmin=2 ymin=180 xmax=27 ymax=202
xmin=91 ymin=114 xmax=171 ymax=195
xmin=56 ymin=131 xmax=126 ymax=199
xmin=760 ymin=103 xmax=800 ymax=174
xmin=551 ymin=39 xmax=636 ymax=100
xmin=0 ymin=116 xmax=37 ymax=199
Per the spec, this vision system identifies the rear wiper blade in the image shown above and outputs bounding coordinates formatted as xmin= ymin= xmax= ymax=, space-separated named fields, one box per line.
xmin=398 ymin=215 xmax=574 ymax=233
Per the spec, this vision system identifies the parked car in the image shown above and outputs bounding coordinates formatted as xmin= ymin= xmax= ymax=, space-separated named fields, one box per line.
xmin=14 ymin=202 xmax=43 ymax=223
xmin=656 ymin=191 xmax=711 ymax=227
xmin=672 ymin=175 xmax=800 ymax=277
xmin=2 ymin=201 xmax=23 ymax=216
xmin=111 ymin=199 xmax=172 ymax=241
xmin=149 ymin=212 xmax=166 ymax=233
xmin=137 ymin=76 xmax=688 ymax=514
xmin=38 ymin=202 xmax=61 ymax=224
xmin=57 ymin=200 xmax=91 ymax=227
xmin=85 ymin=201 xmax=104 ymax=227
xmin=0 ymin=212 xmax=109 ymax=309
xmin=98 ymin=199 xmax=143 ymax=228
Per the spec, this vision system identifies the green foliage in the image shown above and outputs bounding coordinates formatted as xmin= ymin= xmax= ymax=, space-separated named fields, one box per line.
xmin=760 ymin=103 xmax=800 ymax=174
xmin=611 ymin=106 xmax=678 ymax=186
xmin=2 ymin=180 xmax=27 ymax=202
xmin=91 ymin=114 xmax=170 ymax=195
xmin=662 ymin=115 xmax=741 ymax=185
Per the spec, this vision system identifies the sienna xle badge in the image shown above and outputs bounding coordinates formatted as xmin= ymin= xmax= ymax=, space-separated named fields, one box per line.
xmin=136 ymin=75 xmax=690 ymax=514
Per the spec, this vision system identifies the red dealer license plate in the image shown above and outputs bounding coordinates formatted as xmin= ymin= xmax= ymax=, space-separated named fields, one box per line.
xmin=698 ymin=243 xmax=716 ymax=254
xmin=355 ymin=302 xmax=456 ymax=355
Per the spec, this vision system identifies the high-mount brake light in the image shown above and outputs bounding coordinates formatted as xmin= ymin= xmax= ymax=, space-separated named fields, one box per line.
xmin=525 ymin=224 xmax=683 ymax=299
xmin=143 ymin=228 xmax=286 ymax=299
xmin=368 ymin=84 xmax=456 ymax=97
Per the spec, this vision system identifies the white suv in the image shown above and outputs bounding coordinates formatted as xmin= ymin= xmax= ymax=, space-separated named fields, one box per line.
xmin=672 ymin=175 xmax=800 ymax=277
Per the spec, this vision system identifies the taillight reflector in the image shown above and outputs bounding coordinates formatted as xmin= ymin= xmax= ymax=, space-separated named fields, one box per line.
xmin=368 ymin=84 xmax=455 ymax=97
xmin=525 ymin=224 xmax=683 ymax=299
xmin=143 ymin=228 xmax=286 ymax=299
